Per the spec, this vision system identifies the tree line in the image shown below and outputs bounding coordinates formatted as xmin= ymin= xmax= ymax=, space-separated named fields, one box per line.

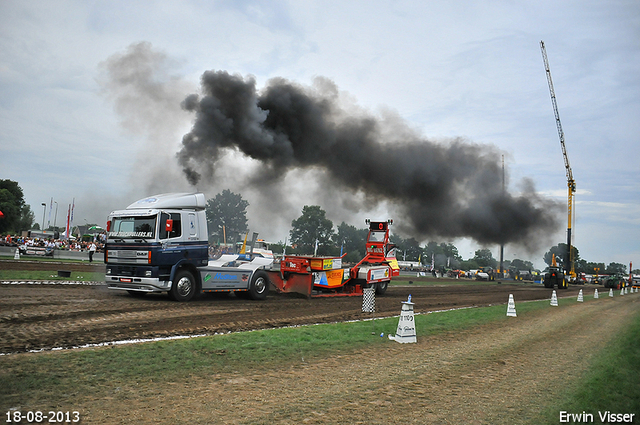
xmin=1 ymin=181 xmax=634 ymax=275
xmin=206 ymin=189 xmax=634 ymax=274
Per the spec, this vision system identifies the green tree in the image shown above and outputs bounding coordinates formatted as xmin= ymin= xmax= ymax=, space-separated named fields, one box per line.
xmin=290 ymin=205 xmax=335 ymax=255
xmin=440 ymin=242 xmax=462 ymax=268
xmin=390 ymin=235 xmax=423 ymax=262
xmin=511 ymin=258 xmax=534 ymax=271
xmin=0 ymin=179 xmax=34 ymax=234
xmin=333 ymin=222 xmax=367 ymax=263
xmin=459 ymin=259 xmax=480 ymax=270
xmin=585 ymin=262 xmax=606 ymax=275
xmin=574 ymin=258 xmax=588 ymax=274
xmin=205 ymin=189 xmax=249 ymax=244
xmin=474 ymin=248 xmax=497 ymax=268
xmin=605 ymin=262 xmax=627 ymax=275
xmin=420 ymin=241 xmax=461 ymax=268
xmin=543 ymin=243 xmax=580 ymax=269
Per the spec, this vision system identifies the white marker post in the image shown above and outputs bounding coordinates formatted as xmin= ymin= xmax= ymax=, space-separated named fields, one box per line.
xmin=389 ymin=295 xmax=417 ymax=343
xmin=506 ymin=294 xmax=517 ymax=317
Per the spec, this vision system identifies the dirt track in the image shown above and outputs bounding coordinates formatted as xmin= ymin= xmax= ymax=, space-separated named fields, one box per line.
xmin=3 ymin=260 xmax=638 ymax=424
xmin=0 ymin=260 xmax=581 ymax=354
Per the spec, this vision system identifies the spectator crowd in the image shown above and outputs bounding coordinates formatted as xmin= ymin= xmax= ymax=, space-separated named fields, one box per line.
xmin=1 ymin=233 xmax=107 ymax=253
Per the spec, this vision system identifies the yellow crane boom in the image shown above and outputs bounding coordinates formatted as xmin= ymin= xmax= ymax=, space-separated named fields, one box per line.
xmin=540 ymin=40 xmax=576 ymax=278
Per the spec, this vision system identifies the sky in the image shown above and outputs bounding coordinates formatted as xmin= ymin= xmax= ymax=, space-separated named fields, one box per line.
xmin=1 ymin=0 xmax=638 ymax=270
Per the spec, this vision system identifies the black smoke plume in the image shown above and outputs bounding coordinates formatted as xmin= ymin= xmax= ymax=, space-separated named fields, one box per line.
xmin=178 ymin=71 xmax=561 ymax=250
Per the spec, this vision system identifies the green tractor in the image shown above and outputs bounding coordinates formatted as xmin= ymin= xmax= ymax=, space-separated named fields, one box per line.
xmin=544 ymin=266 xmax=567 ymax=289
xmin=604 ymin=274 xmax=626 ymax=290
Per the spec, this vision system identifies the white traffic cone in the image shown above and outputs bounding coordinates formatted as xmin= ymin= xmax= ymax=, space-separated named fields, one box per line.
xmin=577 ymin=289 xmax=584 ymax=303
xmin=609 ymin=288 xmax=614 ymax=297
xmin=594 ymin=289 xmax=599 ymax=299
xmin=14 ymin=249 xmax=20 ymax=260
xmin=624 ymin=287 xmax=628 ymax=295
xmin=550 ymin=290 xmax=558 ymax=306
xmin=620 ymin=287 xmax=624 ymax=296
xmin=506 ymin=294 xmax=517 ymax=317
xmin=389 ymin=295 xmax=416 ymax=343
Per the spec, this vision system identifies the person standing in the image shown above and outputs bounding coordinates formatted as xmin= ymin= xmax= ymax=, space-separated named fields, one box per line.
xmin=89 ymin=241 xmax=96 ymax=262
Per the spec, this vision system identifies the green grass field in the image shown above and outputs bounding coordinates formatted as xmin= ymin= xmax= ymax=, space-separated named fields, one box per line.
xmin=390 ymin=274 xmax=540 ymax=286
xmin=1 ymin=260 xmax=637 ymax=421
xmin=3 ymin=298 xmax=625 ymax=413
xmin=541 ymin=309 xmax=640 ymax=423
xmin=0 ymin=256 xmax=103 ymax=282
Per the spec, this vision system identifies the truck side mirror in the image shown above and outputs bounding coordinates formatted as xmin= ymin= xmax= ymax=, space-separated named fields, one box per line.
xmin=166 ymin=219 xmax=173 ymax=233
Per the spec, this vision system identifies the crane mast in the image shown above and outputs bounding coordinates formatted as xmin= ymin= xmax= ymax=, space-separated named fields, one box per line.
xmin=540 ymin=40 xmax=576 ymax=279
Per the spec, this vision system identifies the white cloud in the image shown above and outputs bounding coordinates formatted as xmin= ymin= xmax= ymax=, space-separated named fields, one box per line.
xmin=0 ymin=0 xmax=638 ymax=267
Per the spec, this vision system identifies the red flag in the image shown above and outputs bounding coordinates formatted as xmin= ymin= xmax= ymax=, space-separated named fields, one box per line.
xmin=0 ymin=210 xmax=4 ymax=218
xmin=66 ymin=204 xmax=71 ymax=240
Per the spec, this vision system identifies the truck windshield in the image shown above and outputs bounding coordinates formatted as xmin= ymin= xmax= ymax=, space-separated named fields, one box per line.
xmin=368 ymin=231 xmax=386 ymax=243
xmin=109 ymin=216 xmax=157 ymax=239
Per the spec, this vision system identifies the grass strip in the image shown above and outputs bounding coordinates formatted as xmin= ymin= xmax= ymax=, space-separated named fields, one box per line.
xmin=538 ymin=307 xmax=640 ymax=424
xmin=0 ymin=299 xmax=552 ymax=411
xmin=390 ymin=276 xmax=540 ymax=286
xmin=0 ymin=256 xmax=94 ymax=263
xmin=0 ymin=270 xmax=104 ymax=282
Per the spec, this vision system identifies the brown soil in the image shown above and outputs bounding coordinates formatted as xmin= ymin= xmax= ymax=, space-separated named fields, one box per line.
xmin=81 ymin=295 xmax=637 ymax=425
xmin=0 ymin=259 xmax=106 ymax=273
xmin=3 ymin=259 xmax=636 ymax=424
xmin=2 ymin=267 xmax=563 ymax=354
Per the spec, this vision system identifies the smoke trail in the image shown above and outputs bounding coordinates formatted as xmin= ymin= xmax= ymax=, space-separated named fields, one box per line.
xmin=98 ymin=41 xmax=195 ymax=196
xmin=178 ymin=71 xmax=561 ymax=250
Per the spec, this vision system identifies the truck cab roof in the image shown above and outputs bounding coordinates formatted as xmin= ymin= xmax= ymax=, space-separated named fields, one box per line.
xmin=126 ymin=193 xmax=206 ymax=211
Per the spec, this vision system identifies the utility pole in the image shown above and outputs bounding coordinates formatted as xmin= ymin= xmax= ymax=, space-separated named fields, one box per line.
xmin=499 ymin=155 xmax=504 ymax=279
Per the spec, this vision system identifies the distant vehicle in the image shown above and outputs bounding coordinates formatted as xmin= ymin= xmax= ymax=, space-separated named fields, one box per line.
xmin=18 ymin=245 xmax=54 ymax=257
xmin=517 ymin=270 xmax=533 ymax=281
xmin=475 ymin=266 xmax=495 ymax=281
xmin=236 ymin=239 xmax=274 ymax=259
xmin=543 ymin=266 xmax=567 ymax=289
xmin=23 ymin=229 xmax=59 ymax=240
xmin=604 ymin=274 xmax=626 ymax=290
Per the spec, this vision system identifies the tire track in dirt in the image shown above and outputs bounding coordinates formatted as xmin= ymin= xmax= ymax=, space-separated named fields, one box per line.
xmin=77 ymin=294 xmax=639 ymax=425
xmin=0 ymin=281 xmax=578 ymax=354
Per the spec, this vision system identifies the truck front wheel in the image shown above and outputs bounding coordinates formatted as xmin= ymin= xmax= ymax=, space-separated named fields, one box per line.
xmin=248 ymin=271 xmax=269 ymax=300
xmin=170 ymin=269 xmax=197 ymax=302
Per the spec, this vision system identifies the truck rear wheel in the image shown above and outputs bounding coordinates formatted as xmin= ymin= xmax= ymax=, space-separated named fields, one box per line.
xmin=170 ymin=269 xmax=197 ymax=302
xmin=248 ymin=271 xmax=269 ymax=300
xmin=375 ymin=280 xmax=388 ymax=295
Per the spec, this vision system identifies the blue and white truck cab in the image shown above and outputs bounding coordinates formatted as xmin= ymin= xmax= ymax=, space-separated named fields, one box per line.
xmin=105 ymin=193 xmax=274 ymax=301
